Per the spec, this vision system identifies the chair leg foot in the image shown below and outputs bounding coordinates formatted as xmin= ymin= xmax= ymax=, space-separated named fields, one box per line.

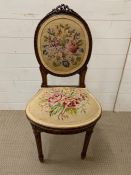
xmin=32 ymin=125 xmax=44 ymax=163
xmin=81 ymin=152 xmax=86 ymax=160
xmin=39 ymin=155 xmax=44 ymax=162
xmin=81 ymin=130 xmax=93 ymax=160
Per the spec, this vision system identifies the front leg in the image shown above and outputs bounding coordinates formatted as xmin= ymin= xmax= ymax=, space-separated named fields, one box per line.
xmin=81 ymin=129 xmax=93 ymax=159
xmin=31 ymin=124 xmax=44 ymax=162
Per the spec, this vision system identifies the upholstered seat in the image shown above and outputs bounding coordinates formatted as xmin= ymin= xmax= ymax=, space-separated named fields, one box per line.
xmin=26 ymin=87 xmax=101 ymax=129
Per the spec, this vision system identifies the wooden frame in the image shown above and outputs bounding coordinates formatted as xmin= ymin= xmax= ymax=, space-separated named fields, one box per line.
xmin=26 ymin=4 xmax=101 ymax=163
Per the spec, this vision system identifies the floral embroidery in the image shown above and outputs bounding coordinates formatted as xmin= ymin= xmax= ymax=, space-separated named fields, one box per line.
xmin=39 ymin=88 xmax=89 ymax=120
xmin=42 ymin=24 xmax=84 ymax=68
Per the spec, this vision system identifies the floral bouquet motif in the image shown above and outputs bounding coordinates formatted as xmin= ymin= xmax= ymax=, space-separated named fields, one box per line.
xmin=39 ymin=88 xmax=89 ymax=120
xmin=43 ymin=23 xmax=84 ymax=68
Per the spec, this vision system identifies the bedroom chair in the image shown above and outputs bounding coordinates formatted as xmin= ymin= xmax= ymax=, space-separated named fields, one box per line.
xmin=26 ymin=4 xmax=102 ymax=162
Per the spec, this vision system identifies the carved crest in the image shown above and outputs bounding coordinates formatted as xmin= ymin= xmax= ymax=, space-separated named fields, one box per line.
xmin=47 ymin=4 xmax=78 ymax=16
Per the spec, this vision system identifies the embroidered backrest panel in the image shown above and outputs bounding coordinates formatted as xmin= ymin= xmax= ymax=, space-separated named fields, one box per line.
xmin=35 ymin=4 xmax=92 ymax=76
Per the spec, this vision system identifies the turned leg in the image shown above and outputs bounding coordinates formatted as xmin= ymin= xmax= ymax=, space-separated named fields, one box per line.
xmin=31 ymin=125 xmax=44 ymax=162
xmin=81 ymin=130 xmax=93 ymax=159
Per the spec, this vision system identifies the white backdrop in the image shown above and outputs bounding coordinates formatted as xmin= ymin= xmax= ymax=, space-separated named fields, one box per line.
xmin=0 ymin=0 xmax=131 ymax=111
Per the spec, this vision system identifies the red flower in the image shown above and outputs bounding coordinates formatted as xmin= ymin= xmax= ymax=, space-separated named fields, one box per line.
xmin=63 ymin=98 xmax=80 ymax=108
xmin=48 ymin=93 xmax=62 ymax=104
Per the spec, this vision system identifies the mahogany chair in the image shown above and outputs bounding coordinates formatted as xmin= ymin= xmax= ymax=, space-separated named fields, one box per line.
xmin=26 ymin=4 xmax=102 ymax=162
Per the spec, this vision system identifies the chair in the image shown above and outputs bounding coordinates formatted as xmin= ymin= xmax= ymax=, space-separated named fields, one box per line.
xmin=26 ymin=4 xmax=102 ymax=162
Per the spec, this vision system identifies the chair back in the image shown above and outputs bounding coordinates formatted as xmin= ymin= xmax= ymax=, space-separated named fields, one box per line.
xmin=34 ymin=4 xmax=92 ymax=87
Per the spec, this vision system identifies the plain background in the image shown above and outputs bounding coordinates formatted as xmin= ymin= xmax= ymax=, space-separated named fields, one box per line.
xmin=0 ymin=0 xmax=131 ymax=111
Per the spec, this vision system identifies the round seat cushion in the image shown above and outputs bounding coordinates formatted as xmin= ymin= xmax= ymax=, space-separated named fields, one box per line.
xmin=26 ymin=87 xmax=101 ymax=129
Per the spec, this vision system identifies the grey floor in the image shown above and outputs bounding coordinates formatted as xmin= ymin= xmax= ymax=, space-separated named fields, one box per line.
xmin=0 ymin=111 xmax=131 ymax=175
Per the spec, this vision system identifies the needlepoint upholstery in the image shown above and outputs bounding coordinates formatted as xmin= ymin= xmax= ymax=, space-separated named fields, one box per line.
xmin=36 ymin=15 xmax=90 ymax=75
xmin=26 ymin=87 xmax=101 ymax=129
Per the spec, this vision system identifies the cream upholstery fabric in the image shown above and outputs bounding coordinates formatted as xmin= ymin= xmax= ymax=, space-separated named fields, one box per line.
xmin=26 ymin=87 xmax=101 ymax=129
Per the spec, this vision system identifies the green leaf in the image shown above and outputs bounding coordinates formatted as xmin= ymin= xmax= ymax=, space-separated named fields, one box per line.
xmin=65 ymin=108 xmax=77 ymax=116
xmin=70 ymin=91 xmax=75 ymax=96
xmin=50 ymin=103 xmax=64 ymax=117
xmin=43 ymin=50 xmax=47 ymax=55
xmin=60 ymin=24 xmax=64 ymax=28
xmin=53 ymin=61 xmax=61 ymax=67
xmin=76 ymin=57 xmax=81 ymax=62
xmin=77 ymin=40 xmax=83 ymax=46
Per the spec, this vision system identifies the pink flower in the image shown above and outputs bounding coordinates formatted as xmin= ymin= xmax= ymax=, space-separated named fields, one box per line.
xmin=66 ymin=40 xmax=79 ymax=53
xmin=48 ymin=93 xmax=62 ymax=104
xmin=63 ymin=98 xmax=80 ymax=108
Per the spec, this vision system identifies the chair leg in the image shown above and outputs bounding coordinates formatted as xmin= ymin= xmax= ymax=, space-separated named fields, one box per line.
xmin=81 ymin=130 xmax=93 ymax=159
xmin=32 ymin=126 xmax=44 ymax=162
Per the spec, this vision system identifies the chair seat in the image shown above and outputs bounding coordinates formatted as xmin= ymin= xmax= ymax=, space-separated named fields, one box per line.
xmin=26 ymin=87 xmax=101 ymax=129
